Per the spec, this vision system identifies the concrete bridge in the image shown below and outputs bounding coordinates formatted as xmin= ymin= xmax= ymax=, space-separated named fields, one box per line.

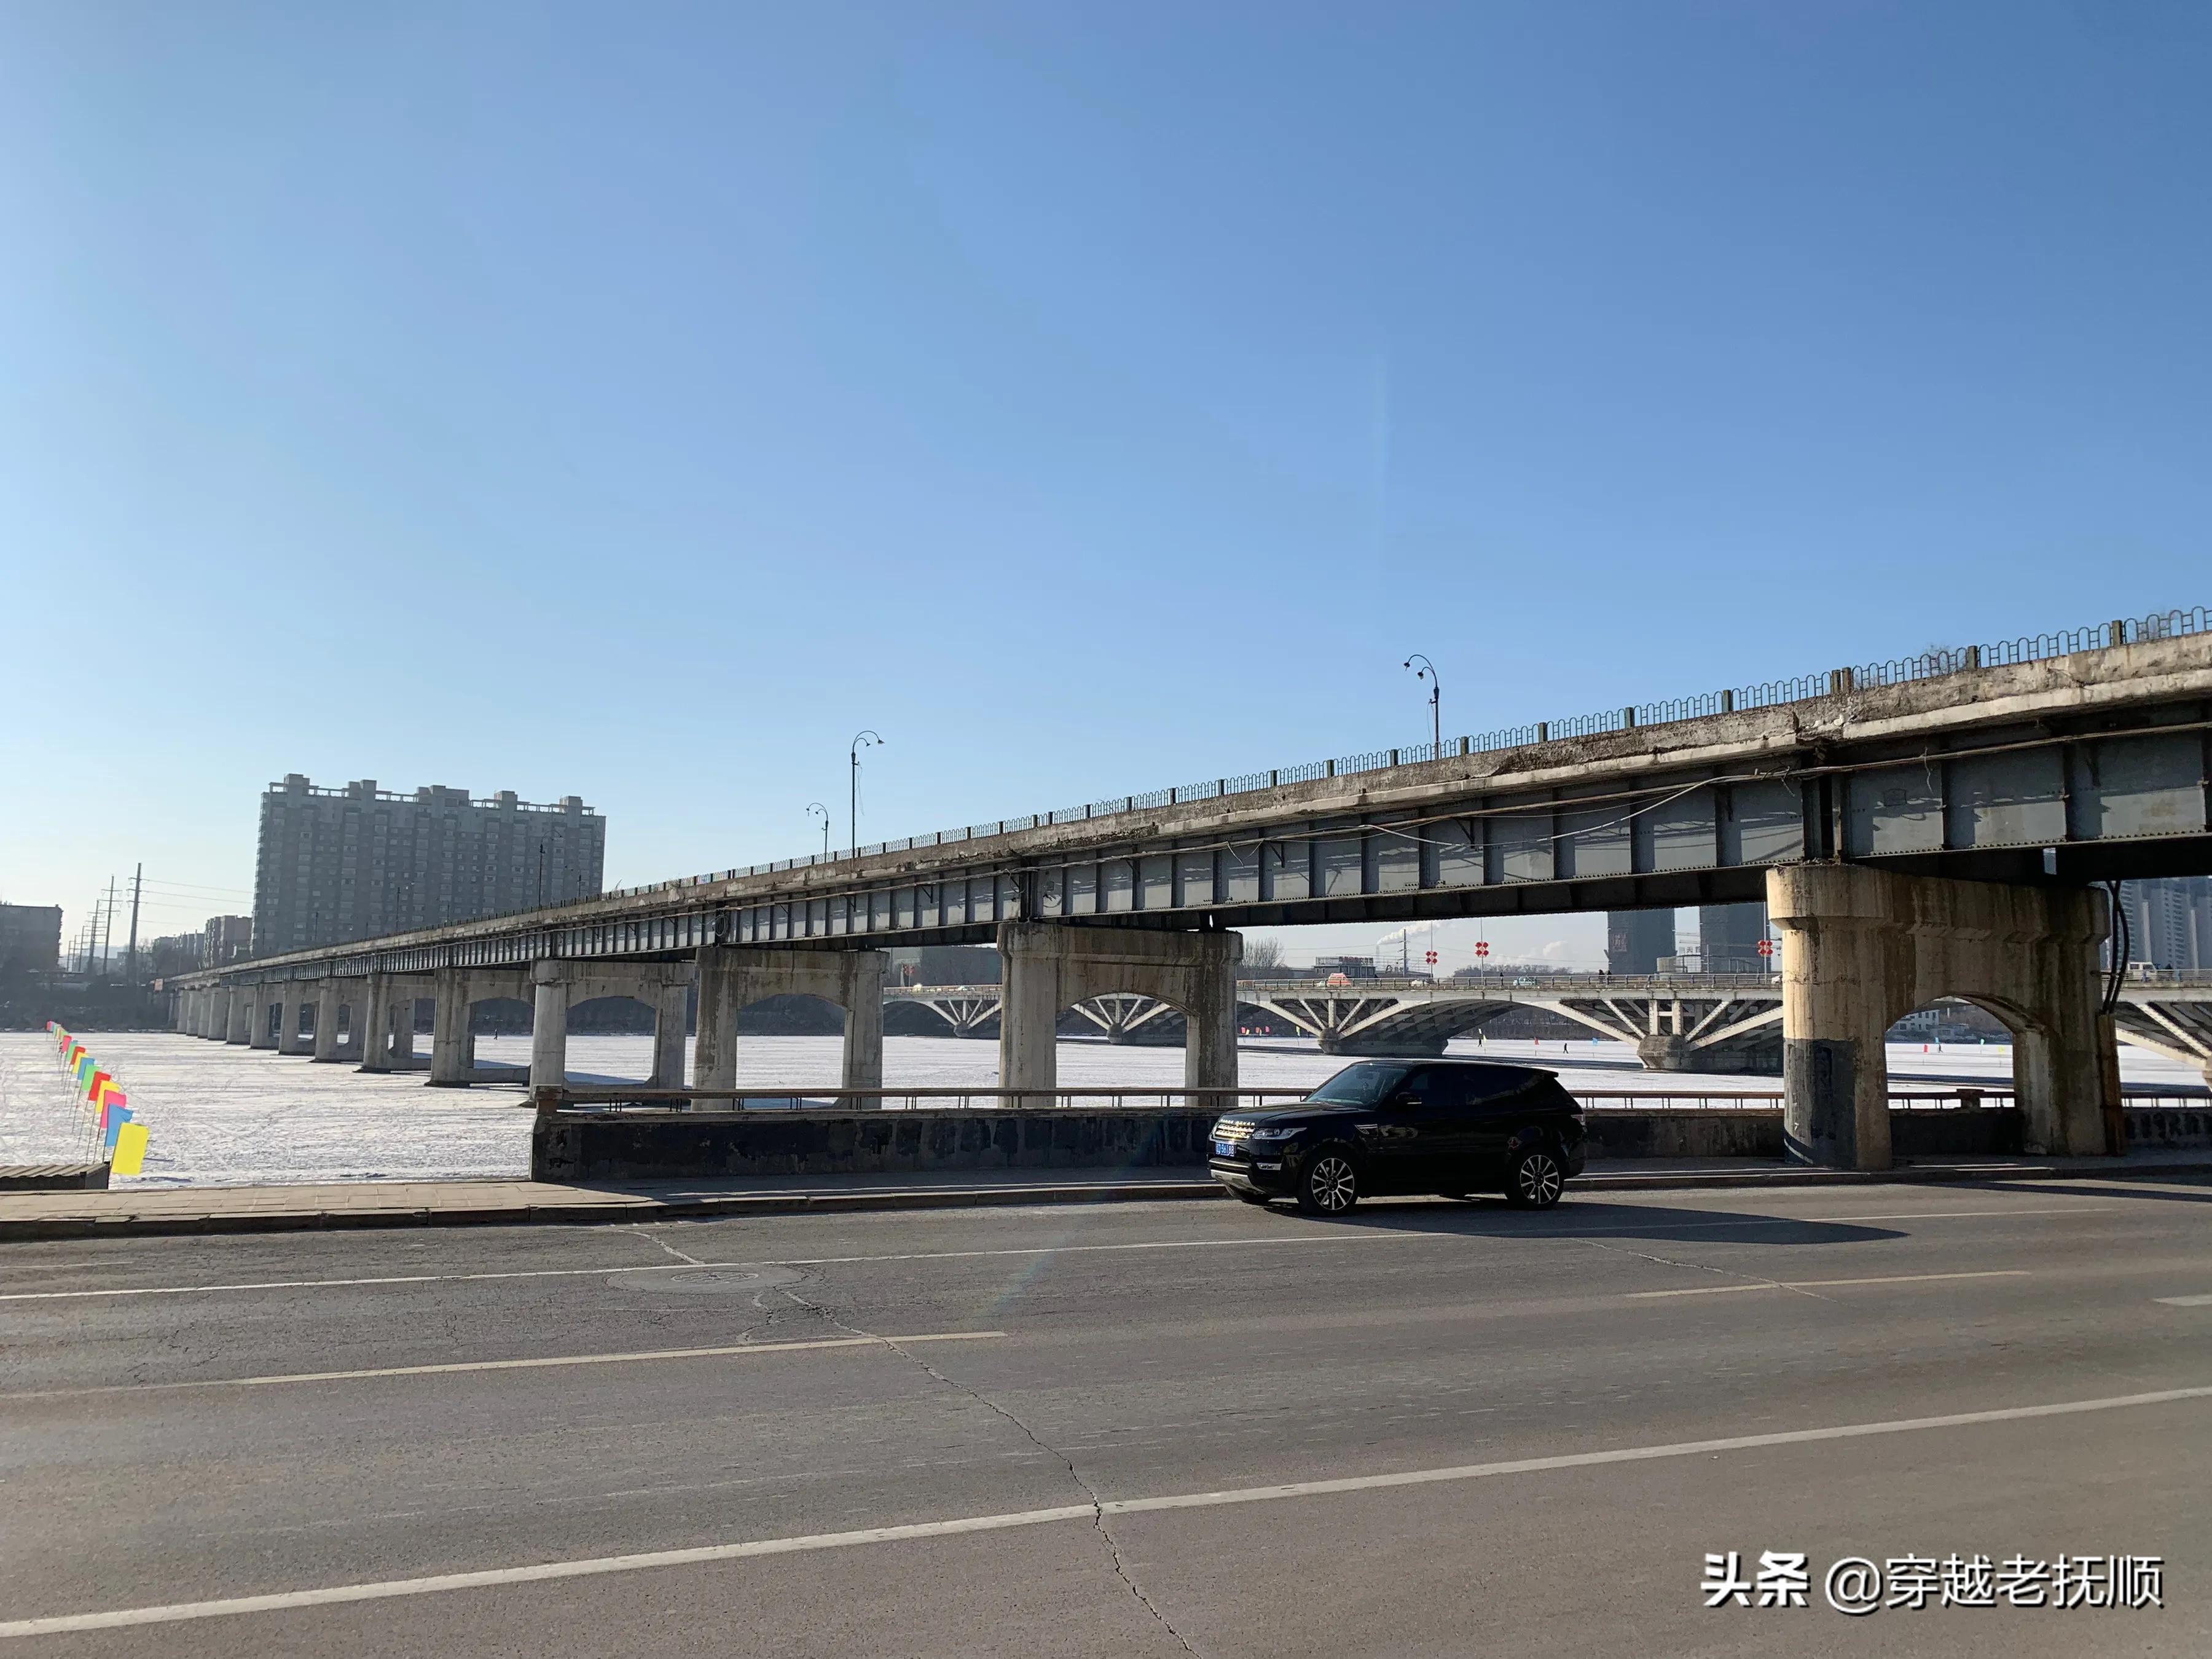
xmin=170 ymin=611 xmax=2212 ymax=1170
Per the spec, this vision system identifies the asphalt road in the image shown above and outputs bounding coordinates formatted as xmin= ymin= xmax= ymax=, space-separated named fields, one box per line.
xmin=4 ymin=1177 xmax=2211 ymax=1657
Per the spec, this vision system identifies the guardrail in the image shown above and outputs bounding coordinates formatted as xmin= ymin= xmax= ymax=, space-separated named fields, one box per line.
xmin=534 ymin=1086 xmax=1314 ymax=1114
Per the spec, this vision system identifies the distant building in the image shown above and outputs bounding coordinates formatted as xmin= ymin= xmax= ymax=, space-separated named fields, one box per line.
xmin=203 ymin=915 xmax=254 ymax=967
xmin=1314 ymin=955 xmax=1382 ymax=982
xmin=1606 ymin=909 xmax=1674 ymax=976
xmin=2117 ymin=877 xmax=2212 ymax=971
xmin=146 ymin=933 xmax=205 ymax=978
xmin=0 ymin=904 xmax=62 ymax=976
xmin=252 ymin=775 xmax=606 ymax=957
xmin=1699 ymin=902 xmax=1771 ymax=972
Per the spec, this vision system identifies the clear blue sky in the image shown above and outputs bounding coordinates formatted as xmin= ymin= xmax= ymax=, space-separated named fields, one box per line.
xmin=4 ymin=2 xmax=2207 ymax=967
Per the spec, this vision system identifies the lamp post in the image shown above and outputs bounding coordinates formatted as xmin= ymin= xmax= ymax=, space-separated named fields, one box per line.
xmin=1403 ymin=654 xmax=1441 ymax=753
xmin=807 ymin=802 xmax=831 ymax=860
xmin=849 ymin=731 xmax=883 ymax=856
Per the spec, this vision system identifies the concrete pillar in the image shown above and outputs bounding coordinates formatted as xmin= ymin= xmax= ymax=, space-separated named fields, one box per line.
xmin=530 ymin=962 xmax=568 ymax=1092
xmin=249 ymin=986 xmax=279 ymax=1049
xmin=1768 ymin=865 xmax=2109 ymax=1171
xmin=276 ymin=982 xmax=314 ymax=1056
xmin=312 ymin=980 xmax=345 ymax=1062
xmin=694 ymin=947 xmax=887 ymax=1099
xmin=359 ymin=973 xmax=394 ymax=1072
xmin=226 ymin=985 xmax=252 ymax=1043
xmin=392 ymin=989 xmax=424 ymax=1067
xmin=429 ymin=968 xmax=472 ymax=1086
xmin=997 ymin=922 xmax=1242 ymax=1097
xmin=650 ymin=983 xmax=688 ymax=1089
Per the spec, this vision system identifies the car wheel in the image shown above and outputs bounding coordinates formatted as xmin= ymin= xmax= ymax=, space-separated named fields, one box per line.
xmin=1505 ymin=1147 xmax=1565 ymax=1210
xmin=1296 ymin=1148 xmax=1360 ymax=1217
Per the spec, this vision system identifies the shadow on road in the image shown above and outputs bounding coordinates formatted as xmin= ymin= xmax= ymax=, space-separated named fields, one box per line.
xmin=1309 ymin=1197 xmax=1904 ymax=1247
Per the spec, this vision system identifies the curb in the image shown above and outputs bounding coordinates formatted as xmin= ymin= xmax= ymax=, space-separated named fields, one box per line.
xmin=2 ymin=1160 xmax=2206 ymax=1241
xmin=0 ymin=1181 xmax=1229 ymax=1241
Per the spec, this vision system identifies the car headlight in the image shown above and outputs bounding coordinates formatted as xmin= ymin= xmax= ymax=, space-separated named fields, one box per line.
xmin=1245 ymin=1128 xmax=1299 ymax=1143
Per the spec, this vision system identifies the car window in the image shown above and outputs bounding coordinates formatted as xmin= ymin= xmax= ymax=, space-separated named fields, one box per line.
xmin=1306 ymin=1062 xmax=1411 ymax=1105
xmin=1454 ymin=1064 xmax=1543 ymax=1106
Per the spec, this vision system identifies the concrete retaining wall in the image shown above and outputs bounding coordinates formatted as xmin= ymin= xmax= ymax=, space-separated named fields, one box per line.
xmin=2124 ymin=1106 xmax=2212 ymax=1150
xmin=531 ymin=1103 xmax=2079 ymax=1181
xmin=535 ymin=1108 xmax=1222 ymax=1183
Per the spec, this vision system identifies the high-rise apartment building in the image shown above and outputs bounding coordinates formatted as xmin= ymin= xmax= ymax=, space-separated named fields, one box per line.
xmin=2117 ymin=877 xmax=2212 ymax=972
xmin=1606 ymin=909 xmax=1675 ymax=975
xmin=252 ymin=775 xmax=606 ymax=956
xmin=1699 ymin=901 xmax=1771 ymax=972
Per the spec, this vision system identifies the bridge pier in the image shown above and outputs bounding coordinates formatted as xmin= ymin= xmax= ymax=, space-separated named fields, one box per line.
xmin=203 ymin=986 xmax=232 ymax=1040
xmin=998 ymin=922 xmax=1241 ymax=1097
xmin=693 ymin=947 xmax=886 ymax=1099
xmin=1769 ymin=865 xmax=2111 ymax=1171
xmin=276 ymin=982 xmax=316 ymax=1056
xmin=524 ymin=961 xmax=697 ymax=1093
xmin=429 ymin=969 xmax=472 ymax=1084
xmin=226 ymin=986 xmax=251 ymax=1043
xmin=248 ymin=985 xmax=279 ymax=1049
xmin=312 ymin=981 xmax=344 ymax=1061
xmin=358 ymin=973 xmax=432 ymax=1072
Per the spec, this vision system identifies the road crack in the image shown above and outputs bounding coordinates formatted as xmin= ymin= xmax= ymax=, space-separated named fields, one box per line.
xmin=622 ymin=1226 xmax=703 ymax=1266
xmin=777 ymin=1285 xmax=1198 ymax=1655
xmin=1573 ymin=1236 xmax=1836 ymax=1301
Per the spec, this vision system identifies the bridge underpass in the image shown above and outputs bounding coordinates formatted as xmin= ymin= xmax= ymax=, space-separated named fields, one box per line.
xmin=169 ymin=614 xmax=2212 ymax=1170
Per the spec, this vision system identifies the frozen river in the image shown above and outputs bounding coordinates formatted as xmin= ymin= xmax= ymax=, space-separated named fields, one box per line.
xmin=1 ymin=1030 xmax=2203 ymax=1190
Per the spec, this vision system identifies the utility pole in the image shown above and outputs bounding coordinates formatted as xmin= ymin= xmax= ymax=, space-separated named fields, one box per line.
xmin=98 ymin=878 xmax=116 ymax=981
xmin=125 ymin=863 xmax=143 ymax=984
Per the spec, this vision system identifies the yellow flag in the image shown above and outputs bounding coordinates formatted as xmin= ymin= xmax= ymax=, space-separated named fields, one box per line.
xmin=111 ymin=1123 xmax=151 ymax=1177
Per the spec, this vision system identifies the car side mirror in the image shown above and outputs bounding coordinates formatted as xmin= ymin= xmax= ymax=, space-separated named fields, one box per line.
xmin=1388 ymin=1093 xmax=1422 ymax=1112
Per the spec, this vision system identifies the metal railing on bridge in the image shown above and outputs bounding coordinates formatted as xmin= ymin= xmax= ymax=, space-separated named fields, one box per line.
xmin=535 ymin=1085 xmax=1313 ymax=1115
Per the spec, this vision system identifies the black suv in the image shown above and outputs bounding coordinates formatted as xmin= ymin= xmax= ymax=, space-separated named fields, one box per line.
xmin=1208 ymin=1059 xmax=1586 ymax=1215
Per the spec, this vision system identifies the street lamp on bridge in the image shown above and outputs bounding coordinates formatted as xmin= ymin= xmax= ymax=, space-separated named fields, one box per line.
xmin=1403 ymin=653 xmax=1441 ymax=753
xmin=849 ymin=732 xmax=883 ymax=857
xmin=807 ymin=802 xmax=830 ymax=860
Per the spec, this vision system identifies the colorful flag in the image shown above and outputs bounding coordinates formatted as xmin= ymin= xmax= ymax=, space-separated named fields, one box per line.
xmin=103 ymin=1108 xmax=132 ymax=1153
xmin=111 ymin=1123 xmax=150 ymax=1177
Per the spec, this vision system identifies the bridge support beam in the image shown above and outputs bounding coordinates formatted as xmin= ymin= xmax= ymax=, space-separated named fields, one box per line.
xmin=358 ymin=973 xmax=394 ymax=1072
xmin=276 ymin=982 xmax=315 ymax=1056
xmin=429 ymin=969 xmax=472 ymax=1084
xmin=359 ymin=975 xmax=432 ymax=1072
xmin=248 ymin=986 xmax=279 ymax=1049
xmin=226 ymin=987 xmax=251 ymax=1044
xmin=312 ymin=982 xmax=345 ymax=1057
xmin=524 ymin=962 xmax=697 ymax=1093
xmin=998 ymin=922 xmax=1241 ymax=1097
xmin=203 ymin=986 xmax=231 ymax=1040
xmin=694 ymin=947 xmax=886 ymax=1099
xmin=1769 ymin=865 xmax=2109 ymax=1171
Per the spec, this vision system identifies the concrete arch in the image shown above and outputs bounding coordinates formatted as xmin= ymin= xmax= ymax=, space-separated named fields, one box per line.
xmin=1770 ymin=864 xmax=2111 ymax=1169
xmin=694 ymin=947 xmax=885 ymax=1094
xmin=998 ymin=922 xmax=1242 ymax=1094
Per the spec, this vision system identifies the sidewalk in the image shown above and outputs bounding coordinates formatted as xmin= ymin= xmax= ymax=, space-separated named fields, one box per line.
xmin=1 ymin=1152 xmax=2208 ymax=1239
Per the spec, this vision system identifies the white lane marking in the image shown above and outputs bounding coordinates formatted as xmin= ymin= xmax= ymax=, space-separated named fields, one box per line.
xmin=0 ymin=1204 xmax=2119 ymax=1304
xmin=6 ymin=1332 xmax=1002 ymax=1398
xmin=5 ymin=1382 xmax=2207 ymax=1639
xmin=1629 ymin=1269 xmax=2032 ymax=1299
xmin=2155 ymin=1294 xmax=2212 ymax=1307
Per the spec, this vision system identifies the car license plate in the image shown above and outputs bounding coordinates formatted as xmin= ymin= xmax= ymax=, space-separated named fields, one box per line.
xmin=1212 ymin=1140 xmax=1236 ymax=1158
